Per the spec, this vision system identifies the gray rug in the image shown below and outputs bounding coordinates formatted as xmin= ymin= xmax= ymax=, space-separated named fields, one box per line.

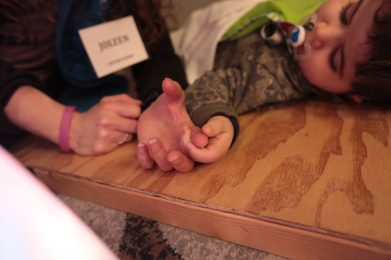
xmin=59 ymin=194 xmax=286 ymax=259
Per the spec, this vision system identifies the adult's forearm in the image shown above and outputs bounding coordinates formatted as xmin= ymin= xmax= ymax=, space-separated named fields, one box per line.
xmin=4 ymin=86 xmax=64 ymax=144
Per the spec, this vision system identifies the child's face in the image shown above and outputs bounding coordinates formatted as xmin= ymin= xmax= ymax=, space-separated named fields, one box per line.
xmin=298 ymin=0 xmax=381 ymax=94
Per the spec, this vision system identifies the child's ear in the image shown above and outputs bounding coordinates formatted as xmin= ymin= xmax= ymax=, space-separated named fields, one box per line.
xmin=351 ymin=94 xmax=363 ymax=104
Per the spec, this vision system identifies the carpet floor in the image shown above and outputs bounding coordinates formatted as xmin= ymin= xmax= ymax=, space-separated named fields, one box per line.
xmin=59 ymin=194 xmax=286 ymax=260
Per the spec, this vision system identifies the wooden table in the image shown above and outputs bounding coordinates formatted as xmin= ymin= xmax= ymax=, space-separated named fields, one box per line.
xmin=11 ymin=101 xmax=391 ymax=259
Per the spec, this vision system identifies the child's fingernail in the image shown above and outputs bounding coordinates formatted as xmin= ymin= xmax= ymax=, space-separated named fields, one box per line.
xmin=137 ymin=143 xmax=145 ymax=149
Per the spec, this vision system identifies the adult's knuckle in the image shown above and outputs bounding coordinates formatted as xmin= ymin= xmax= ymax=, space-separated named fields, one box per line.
xmin=92 ymin=143 xmax=105 ymax=154
xmin=100 ymin=96 xmax=111 ymax=103
xmin=99 ymin=102 xmax=112 ymax=111
xmin=119 ymin=93 xmax=129 ymax=99
xmin=132 ymin=105 xmax=141 ymax=116
xmin=97 ymin=129 xmax=109 ymax=139
xmin=97 ymin=117 xmax=110 ymax=127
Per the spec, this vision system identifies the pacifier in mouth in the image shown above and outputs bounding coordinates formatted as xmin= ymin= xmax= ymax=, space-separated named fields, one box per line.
xmin=293 ymin=13 xmax=318 ymax=60
xmin=260 ymin=13 xmax=317 ymax=59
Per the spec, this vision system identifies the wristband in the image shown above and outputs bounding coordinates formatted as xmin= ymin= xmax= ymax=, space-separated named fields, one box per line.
xmin=59 ymin=106 xmax=76 ymax=152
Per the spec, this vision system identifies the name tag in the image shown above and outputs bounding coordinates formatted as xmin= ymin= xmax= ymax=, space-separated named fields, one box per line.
xmin=79 ymin=15 xmax=149 ymax=78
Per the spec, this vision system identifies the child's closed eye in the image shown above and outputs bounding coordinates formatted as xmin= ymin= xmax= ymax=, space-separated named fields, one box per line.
xmin=340 ymin=0 xmax=364 ymax=25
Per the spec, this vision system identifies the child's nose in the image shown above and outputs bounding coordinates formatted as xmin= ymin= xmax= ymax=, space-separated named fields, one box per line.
xmin=311 ymin=22 xmax=344 ymax=49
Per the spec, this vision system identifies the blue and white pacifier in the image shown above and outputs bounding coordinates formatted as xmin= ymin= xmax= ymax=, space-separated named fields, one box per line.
xmin=293 ymin=13 xmax=318 ymax=59
xmin=290 ymin=25 xmax=306 ymax=48
xmin=260 ymin=13 xmax=317 ymax=59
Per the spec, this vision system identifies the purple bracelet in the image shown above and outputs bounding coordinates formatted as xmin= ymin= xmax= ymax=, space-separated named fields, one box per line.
xmin=59 ymin=106 xmax=76 ymax=152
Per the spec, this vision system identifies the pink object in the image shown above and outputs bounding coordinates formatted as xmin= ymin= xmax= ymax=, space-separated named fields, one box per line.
xmin=59 ymin=106 xmax=76 ymax=152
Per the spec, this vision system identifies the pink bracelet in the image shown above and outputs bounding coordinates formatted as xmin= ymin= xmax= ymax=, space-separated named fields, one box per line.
xmin=59 ymin=106 xmax=76 ymax=152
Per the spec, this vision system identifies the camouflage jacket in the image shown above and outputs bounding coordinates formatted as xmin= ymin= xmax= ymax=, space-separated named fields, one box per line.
xmin=185 ymin=28 xmax=314 ymax=140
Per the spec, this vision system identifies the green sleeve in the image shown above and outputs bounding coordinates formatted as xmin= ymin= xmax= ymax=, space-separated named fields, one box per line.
xmin=185 ymin=45 xmax=307 ymax=144
xmin=184 ymin=30 xmax=311 ymax=146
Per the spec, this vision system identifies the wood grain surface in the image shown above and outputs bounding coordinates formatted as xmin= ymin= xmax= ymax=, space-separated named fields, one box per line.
xmin=11 ymin=101 xmax=391 ymax=259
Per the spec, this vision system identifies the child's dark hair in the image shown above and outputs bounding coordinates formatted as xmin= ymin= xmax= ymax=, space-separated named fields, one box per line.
xmin=353 ymin=0 xmax=391 ymax=104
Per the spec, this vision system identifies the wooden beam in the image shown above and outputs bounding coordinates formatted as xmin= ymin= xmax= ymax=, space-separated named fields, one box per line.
xmin=35 ymin=168 xmax=391 ymax=260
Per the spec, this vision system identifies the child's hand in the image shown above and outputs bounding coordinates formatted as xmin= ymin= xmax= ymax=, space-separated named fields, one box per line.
xmin=182 ymin=115 xmax=234 ymax=163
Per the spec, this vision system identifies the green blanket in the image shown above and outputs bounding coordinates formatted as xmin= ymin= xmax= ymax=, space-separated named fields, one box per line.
xmin=222 ymin=0 xmax=326 ymax=41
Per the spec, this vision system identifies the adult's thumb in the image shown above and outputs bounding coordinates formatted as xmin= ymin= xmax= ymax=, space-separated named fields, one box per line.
xmin=162 ymin=77 xmax=184 ymax=102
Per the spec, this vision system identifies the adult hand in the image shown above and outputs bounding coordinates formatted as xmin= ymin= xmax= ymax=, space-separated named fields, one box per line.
xmin=136 ymin=78 xmax=207 ymax=172
xmin=69 ymin=94 xmax=141 ymax=155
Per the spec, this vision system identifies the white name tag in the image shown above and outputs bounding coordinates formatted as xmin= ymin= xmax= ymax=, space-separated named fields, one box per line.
xmin=79 ymin=15 xmax=149 ymax=78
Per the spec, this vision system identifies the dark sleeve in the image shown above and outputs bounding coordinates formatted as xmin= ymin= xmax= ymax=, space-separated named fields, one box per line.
xmin=0 ymin=59 xmax=44 ymax=146
xmin=0 ymin=59 xmax=43 ymax=110
xmin=132 ymin=31 xmax=188 ymax=110
xmin=128 ymin=0 xmax=188 ymax=110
